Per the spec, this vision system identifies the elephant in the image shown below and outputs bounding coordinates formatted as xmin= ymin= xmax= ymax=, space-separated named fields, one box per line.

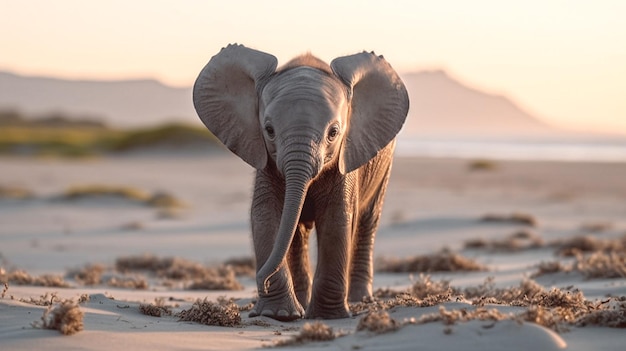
xmin=193 ymin=44 xmax=409 ymax=321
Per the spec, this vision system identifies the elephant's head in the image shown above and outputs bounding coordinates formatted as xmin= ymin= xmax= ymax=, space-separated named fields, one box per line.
xmin=193 ymin=44 xmax=409 ymax=293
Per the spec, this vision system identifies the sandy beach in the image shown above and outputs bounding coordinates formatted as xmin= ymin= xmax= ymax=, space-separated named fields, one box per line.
xmin=1 ymin=153 xmax=625 ymax=350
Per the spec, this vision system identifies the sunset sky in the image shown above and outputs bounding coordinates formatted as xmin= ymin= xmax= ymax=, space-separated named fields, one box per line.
xmin=1 ymin=0 xmax=624 ymax=134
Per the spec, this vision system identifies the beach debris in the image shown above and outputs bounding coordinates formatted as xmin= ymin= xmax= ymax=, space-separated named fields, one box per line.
xmin=34 ymin=300 xmax=84 ymax=335
xmin=576 ymin=299 xmax=626 ymax=328
xmin=115 ymin=254 xmax=243 ymax=290
xmin=105 ymin=275 xmax=149 ymax=289
xmin=57 ymin=185 xmax=185 ymax=209
xmin=275 ymin=322 xmax=335 ymax=347
xmin=479 ymin=212 xmax=538 ymax=227
xmin=223 ymin=256 xmax=256 ymax=277
xmin=139 ymin=297 xmax=173 ymax=317
xmin=579 ymin=221 xmax=613 ymax=234
xmin=413 ymin=305 xmax=508 ymax=326
xmin=0 ymin=269 xmax=70 ymax=288
xmin=376 ymin=250 xmax=486 ymax=273
xmin=69 ymin=264 xmax=105 ymax=285
xmin=467 ymin=159 xmax=498 ymax=171
xmin=464 ymin=230 xmax=544 ymax=252
xmin=357 ymin=310 xmax=400 ymax=334
xmin=551 ymin=234 xmax=625 ymax=257
xmin=177 ymin=297 xmax=241 ymax=327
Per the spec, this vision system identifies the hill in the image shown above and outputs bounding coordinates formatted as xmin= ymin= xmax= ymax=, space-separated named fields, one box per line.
xmin=0 ymin=69 xmax=563 ymax=138
xmin=400 ymin=70 xmax=557 ymax=138
xmin=0 ymin=71 xmax=195 ymax=128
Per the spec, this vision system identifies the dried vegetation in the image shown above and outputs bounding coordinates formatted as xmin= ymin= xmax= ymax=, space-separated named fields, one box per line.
xmin=479 ymin=213 xmax=538 ymax=227
xmin=139 ymin=298 xmax=173 ymax=317
xmin=275 ymin=322 xmax=336 ymax=347
xmin=0 ymin=269 xmax=70 ymax=288
xmin=350 ymin=275 xmax=625 ymax=333
xmin=464 ymin=230 xmax=544 ymax=252
xmin=58 ymin=185 xmax=185 ymax=209
xmin=376 ymin=250 xmax=486 ymax=273
xmin=34 ymin=300 xmax=84 ymax=335
xmin=177 ymin=297 xmax=241 ymax=327
xmin=116 ymin=254 xmax=243 ymax=290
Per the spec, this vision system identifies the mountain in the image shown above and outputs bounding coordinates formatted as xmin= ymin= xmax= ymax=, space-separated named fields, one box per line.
xmin=0 ymin=71 xmax=196 ymax=127
xmin=400 ymin=70 xmax=557 ymax=138
xmin=0 ymin=69 xmax=560 ymax=137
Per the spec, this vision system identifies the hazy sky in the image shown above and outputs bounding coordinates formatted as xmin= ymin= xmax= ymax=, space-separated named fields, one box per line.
xmin=1 ymin=0 xmax=625 ymax=133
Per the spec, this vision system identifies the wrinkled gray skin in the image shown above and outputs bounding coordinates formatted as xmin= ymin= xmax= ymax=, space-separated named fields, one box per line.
xmin=193 ymin=44 xmax=409 ymax=321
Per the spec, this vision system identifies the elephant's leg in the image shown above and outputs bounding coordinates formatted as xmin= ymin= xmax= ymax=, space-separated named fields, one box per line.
xmin=288 ymin=221 xmax=313 ymax=309
xmin=248 ymin=172 xmax=304 ymax=321
xmin=349 ymin=162 xmax=393 ymax=302
xmin=305 ymin=186 xmax=354 ymax=319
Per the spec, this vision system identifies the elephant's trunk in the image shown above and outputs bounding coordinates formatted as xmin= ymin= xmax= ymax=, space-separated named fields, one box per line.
xmin=256 ymin=159 xmax=314 ymax=294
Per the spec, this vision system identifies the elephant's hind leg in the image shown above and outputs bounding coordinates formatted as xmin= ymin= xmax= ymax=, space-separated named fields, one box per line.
xmin=349 ymin=164 xmax=392 ymax=302
xmin=288 ymin=221 xmax=313 ymax=309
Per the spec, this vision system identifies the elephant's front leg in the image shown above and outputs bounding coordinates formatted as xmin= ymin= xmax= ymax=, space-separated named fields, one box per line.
xmin=248 ymin=173 xmax=304 ymax=321
xmin=305 ymin=185 xmax=355 ymax=319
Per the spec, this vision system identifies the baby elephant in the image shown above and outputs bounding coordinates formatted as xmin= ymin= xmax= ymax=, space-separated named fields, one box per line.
xmin=193 ymin=44 xmax=409 ymax=320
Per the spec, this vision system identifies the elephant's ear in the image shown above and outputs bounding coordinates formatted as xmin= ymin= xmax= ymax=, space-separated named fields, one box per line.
xmin=331 ymin=52 xmax=409 ymax=174
xmin=193 ymin=44 xmax=278 ymax=169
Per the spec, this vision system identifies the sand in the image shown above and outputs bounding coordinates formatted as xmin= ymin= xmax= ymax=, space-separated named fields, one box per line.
xmin=1 ymin=153 xmax=625 ymax=350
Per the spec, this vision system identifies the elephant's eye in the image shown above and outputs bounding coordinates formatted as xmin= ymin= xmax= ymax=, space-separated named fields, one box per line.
xmin=264 ymin=124 xmax=275 ymax=140
xmin=327 ymin=124 xmax=340 ymax=142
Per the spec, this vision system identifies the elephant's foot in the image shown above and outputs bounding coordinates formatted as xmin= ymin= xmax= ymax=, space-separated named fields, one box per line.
xmin=305 ymin=301 xmax=350 ymax=319
xmin=249 ymin=291 xmax=304 ymax=322
xmin=294 ymin=286 xmax=311 ymax=310
xmin=348 ymin=283 xmax=373 ymax=303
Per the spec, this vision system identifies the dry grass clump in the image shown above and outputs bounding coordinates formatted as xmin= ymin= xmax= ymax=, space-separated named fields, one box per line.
xmin=409 ymin=274 xmax=454 ymax=299
xmin=576 ymin=299 xmax=626 ymax=328
xmin=115 ymin=254 xmax=243 ymax=290
xmin=1 ymin=269 xmax=70 ymax=288
xmin=105 ymin=275 xmax=148 ymax=289
xmin=574 ymin=251 xmax=626 ymax=279
xmin=531 ymin=261 xmax=566 ymax=277
xmin=580 ymin=222 xmax=613 ymax=233
xmin=276 ymin=321 xmax=335 ymax=347
xmin=68 ymin=264 xmax=105 ymax=285
xmin=357 ymin=310 xmax=400 ymax=334
xmin=551 ymin=235 xmax=625 ymax=257
xmin=415 ymin=305 xmax=508 ymax=326
xmin=223 ymin=256 xmax=256 ymax=277
xmin=532 ymin=251 xmax=625 ymax=280
xmin=464 ymin=230 xmax=544 ymax=252
xmin=177 ymin=297 xmax=241 ymax=327
xmin=36 ymin=300 xmax=84 ymax=335
xmin=516 ymin=305 xmax=573 ymax=332
xmin=376 ymin=250 xmax=486 ymax=273
xmin=62 ymin=185 xmax=149 ymax=202
xmin=479 ymin=212 xmax=538 ymax=227
xmin=145 ymin=192 xmax=185 ymax=208
xmin=351 ymin=275 xmax=455 ymax=314
xmin=139 ymin=297 xmax=173 ymax=317
xmin=468 ymin=159 xmax=498 ymax=171
xmin=186 ymin=266 xmax=242 ymax=290
xmin=0 ymin=185 xmax=34 ymax=199
xmin=59 ymin=185 xmax=184 ymax=209
xmin=115 ymin=254 xmax=176 ymax=272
